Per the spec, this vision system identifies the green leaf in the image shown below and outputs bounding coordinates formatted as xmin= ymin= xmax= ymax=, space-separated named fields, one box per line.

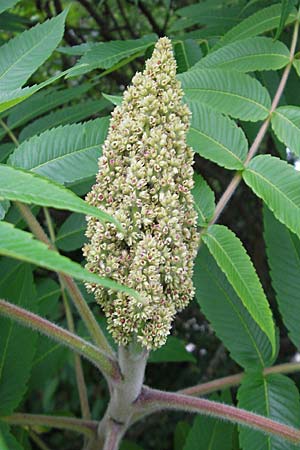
xmin=275 ymin=0 xmax=296 ymax=39
xmin=0 ymin=221 xmax=141 ymax=301
xmin=148 ymin=336 xmax=196 ymax=363
xmin=9 ymin=117 xmax=109 ymax=184
xmin=7 ymin=83 xmax=93 ymax=130
xmin=19 ymin=98 xmax=108 ymax=142
xmin=192 ymin=173 xmax=215 ymax=227
xmin=0 ymin=9 xmax=67 ymax=90
xmin=178 ymin=69 xmax=271 ymax=122
xmin=57 ymin=42 xmax=95 ymax=56
xmin=0 ymin=200 xmax=9 ymax=220
xmin=187 ymin=102 xmax=248 ymax=169
xmin=193 ymin=37 xmax=290 ymax=73
xmin=174 ymin=39 xmax=202 ymax=73
xmin=243 ymin=155 xmax=300 ymax=236
xmin=0 ymin=143 xmax=15 ymax=163
xmin=0 ymin=164 xmax=120 ymax=228
xmin=194 ymin=246 xmax=274 ymax=369
xmin=69 ymin=34 xmax=157 ymax=77
xmin=219 ymin=4 xmax=297 ymax=47
xmin=174 ymin=421 xmax=191 ymax=450
xmin=202 ymin=224 xmax=276 ymax=356
xmin=0 ymin=69 xmax=71 ymax=114
xmin=102 ymin=93 xmax=122 ymax=106
xmin=238 ymin=373 xmax=300 ymax=450
xmin=0 ymin=0 xmax=20 ymax=14
xmin=56 ymin=213 xmax=87 ymax=251
xmin=0 ymin=423 xmax=23 ymax=450
xmin=184 ymin=392 xmax=234 ymax=450
xmin=0 ymin=262 xmax=38 ymax=415
xmin=264 ymin=207 xmax=300 ymax=349
xmin=271 ymin=106 xmax=300 ymax=157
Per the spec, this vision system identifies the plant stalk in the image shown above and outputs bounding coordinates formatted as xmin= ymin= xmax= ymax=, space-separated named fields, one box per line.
xmin=136 ymin=387 xmax=300 ymax=444
xmin=0 ymin=299 xmax=121 ymax=381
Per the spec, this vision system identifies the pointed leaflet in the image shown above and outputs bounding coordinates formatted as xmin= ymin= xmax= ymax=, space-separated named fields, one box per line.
xmin=0 ymin=262 xmax=38 ymax=415
xmin=192 ymin=173 xmax=215 ymax=227
xmin=238 ymin=373 xmax=300 ymax=450
xmin=0 ymin=9 xmax=67 ymax=90
xmin=193 ymin=37 xmax=290 ymax=73
xmin=184 ymin=392 xmax=234 ymax=450
xmin=9 ymin=118 xmax=109 ymax=184
xmin=194 ymin=246 xmax=274 ymax=369
xmin=69 ymin=34 xmax=157 ymax=77
xmin=264 ymin=207 xmax=300 ymax=349
xmin=243 ymin=155 xmax=300 ymax=236
xmin=218 ymin=4 xmax=297 ymax=47
xmin=6 ymin=83 xmax=93 ymax=130
xmin=187 ymin=102 xmax=248 ymax=169
xmin=271 ymin=106 xmax=300 ymax=157
xmin=178 ymin=69 xmax=271 ymax=122
xmin=202 ymin=225 xmax=276 ymax=356
xmin=19 ymin=98 xmax=108 ymax=141
xmin=56 ymin=213 xmax=87 ymax=251
xmin=0 ymin=221 xmax=141 ymax=301
xmin=0 ymin=164 xmax=120 ymax=229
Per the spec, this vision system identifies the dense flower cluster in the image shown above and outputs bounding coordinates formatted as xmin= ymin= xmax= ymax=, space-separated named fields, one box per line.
xmin=83 ymin=37 xmax=199 ymax=349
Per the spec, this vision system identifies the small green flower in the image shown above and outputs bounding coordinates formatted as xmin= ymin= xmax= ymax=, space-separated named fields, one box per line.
xmin=83 ymin=37 xmax=199 ymax=349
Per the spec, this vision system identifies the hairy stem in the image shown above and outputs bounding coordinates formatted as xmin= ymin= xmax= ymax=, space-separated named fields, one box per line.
xmin=136 ymin=387 xmax=300 ymax=444
xmin=2 ymin=413 xmax=98 ymax=438
xmin=0 ymin=299 xmax=120 ymax=381
xmin=103 ymin=420 xmax=124 ymax=450
xmin=16 ymin=202 xmax=115 ymax=358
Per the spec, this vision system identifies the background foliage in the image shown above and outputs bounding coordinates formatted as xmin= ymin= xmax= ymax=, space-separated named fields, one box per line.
xmin=0 ymin=0 xmax=300 ymax=449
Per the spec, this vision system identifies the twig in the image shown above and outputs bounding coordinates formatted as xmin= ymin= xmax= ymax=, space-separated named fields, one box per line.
xmin=28 ymin=430 xmax=52 ymax=450
xmin=0 ymin=119 xmax=19 ymax=146
xmin=3 ymin=413 xmax=98 ymax=438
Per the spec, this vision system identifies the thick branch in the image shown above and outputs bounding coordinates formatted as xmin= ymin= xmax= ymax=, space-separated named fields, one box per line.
xmin=0 ymin=299 xmax=121 ymax=381
xmin=2 ymin=413 xmax=97 ymax=438
xmin=136 ymin=387 xmax=300 ymax=444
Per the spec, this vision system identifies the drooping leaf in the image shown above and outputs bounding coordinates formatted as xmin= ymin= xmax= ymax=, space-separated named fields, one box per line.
xmin=178 ymin=69 xmax=271 ymax=122
xmin=194 ymin=246 xmax=274 ymax=369
xmin=243 ymin=155 xmax=300 ymax=236
xmin=202 ymin=224 xmax=276 ymax=356
xmin=174 ymin=39 xmax=202 ymax=73
xmin=0 ymin=423 xmax=23 ymax=450
xmin=69 ymin=34 xmax=157 ymax=77
xmin=148 ymin=336 xmax=196 ymax=363
xmin=0 ymin=262 xmax=38 ymax=415
xmin=193 ymin=37 xmax=290 ymax=73
xmin=0 ymin=0 xmax=20 ymax=14
xmin=238 ymin=373 xmax=300 ymax=450
xmin=0 ymin=164 xmax=120 ymax=228
xmin=9 ymin=117 xmax=109 ymax=184
xmin=271 ymin=106 xmax=300 ymax=157
xmin=19 ymin=98 xmax=108 ymax=142
xmin=0 ymin=221 xmax=140 ymax=300
xmin=184 ymin=391 xmax=234 ymax=450
xmin=219 ymin=4 xmax=297 ymax=47
xmin=264 ymin=207 xmax=300 ymax=349
xmin=187 ymin=101 xmax=248 ymax=169
xmin=0 ymin=9 xmax=67 ymax=90
xmin=192 ymin=173 xmax=215 ymax=227
xmin=56 ymin=213 xmax=87 ymax=251
xmin=7 ymin=83 xmax=93 ymax=130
